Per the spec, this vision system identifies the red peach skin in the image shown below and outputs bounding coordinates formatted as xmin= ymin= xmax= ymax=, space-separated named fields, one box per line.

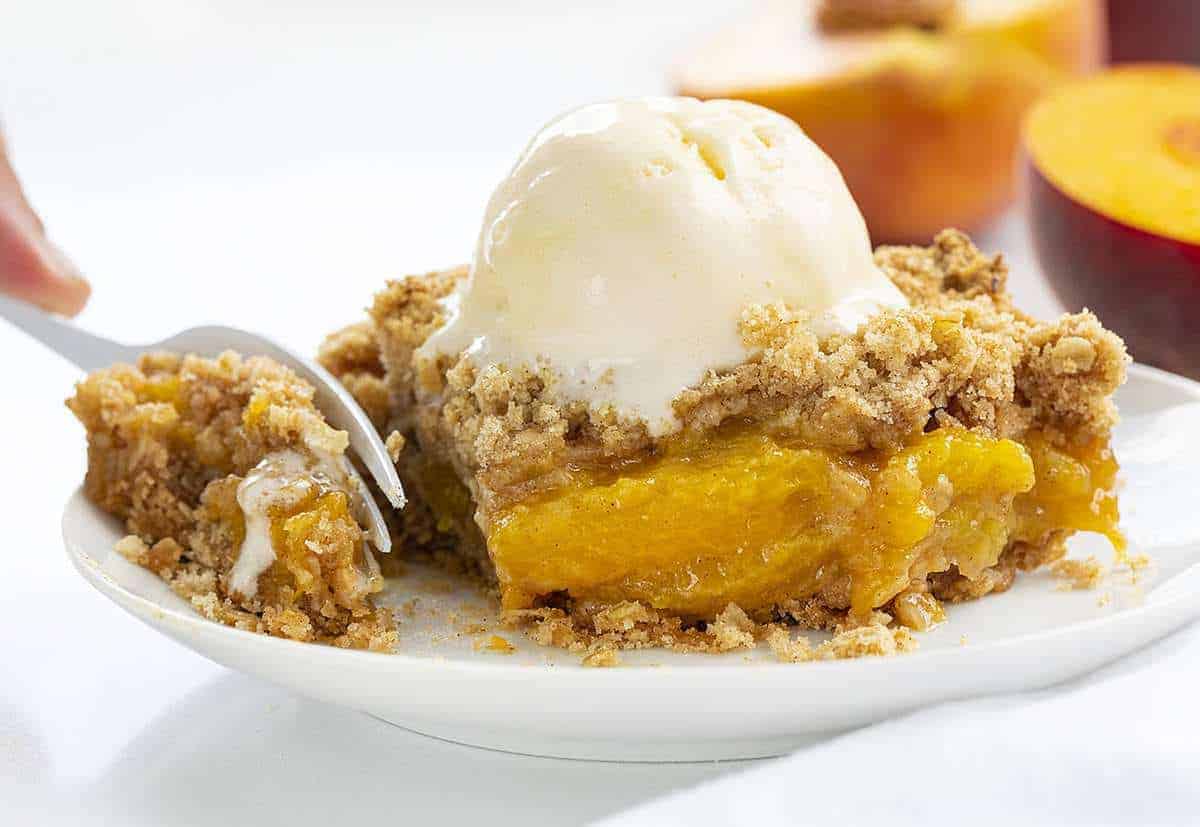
xmin=1026 ymin=162 xmax=1200 ymax=378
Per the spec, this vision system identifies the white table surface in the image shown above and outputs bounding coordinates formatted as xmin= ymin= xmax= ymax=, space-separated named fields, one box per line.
xmin=1 ymin=3 xmax=1149 ymax=825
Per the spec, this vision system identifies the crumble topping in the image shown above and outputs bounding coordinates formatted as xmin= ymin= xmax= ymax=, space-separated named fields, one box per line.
xmin=367 ymin=231 xmax=1126 ymax=517
xmin=385 ymin=430 xmax=406 ymax=462
xmin=765 ymin=624 xmax=918 ymax=663
xmin=364 ymin=266 xmax=466 ymax=428
xmin=1050 ymin=549 xmax=1150 ymax=593
xmin=1051 ymin=556 xmax=1106 ymax=591
xmin=316 ymin=320 xmax=392 ymax=430
xmin=1115 ymin=549 xmax=1152 ymax=585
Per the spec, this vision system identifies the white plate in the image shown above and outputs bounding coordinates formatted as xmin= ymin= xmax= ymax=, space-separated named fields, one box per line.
xmin=64 ymin=364 xmax=1200 ymax=761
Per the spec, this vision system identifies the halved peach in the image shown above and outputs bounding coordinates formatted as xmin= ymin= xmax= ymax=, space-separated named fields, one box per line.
xmin=1024 ymin=64 xmax=1200 ymax=377
xmin=675 ymin=0 xmax=1105 ymax=243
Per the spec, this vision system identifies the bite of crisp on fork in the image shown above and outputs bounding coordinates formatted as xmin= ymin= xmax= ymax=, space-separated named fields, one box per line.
xmin=67 ymin=350 xmax=398 ymax=650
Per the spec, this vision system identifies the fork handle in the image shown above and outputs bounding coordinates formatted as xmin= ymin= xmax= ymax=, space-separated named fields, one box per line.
xmin=0 ymin=295 xmax=137 ymax=371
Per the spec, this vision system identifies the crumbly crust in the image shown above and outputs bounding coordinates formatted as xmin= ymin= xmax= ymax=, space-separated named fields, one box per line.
xmin=367 ymin=266 xmax=466 ymax=430
xmin=68 ymin=352 xmax=395 ymax=650
xmin=1051 ymin=556 xmax=1105 ymax=591
xmin=317 ymin=321 xmax=392 ymax=430
xmin=501 ymin=599 xmax=918 ymax=666
xmin=928 ymin=531 xmax=1068 ymax=603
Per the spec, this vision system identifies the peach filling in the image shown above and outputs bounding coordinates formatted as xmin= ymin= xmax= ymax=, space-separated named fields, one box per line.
xmin=262 ymin=490 xmax=360 ymax=598
xmin=220 ymin=481 xmax=366 ymax=598
xmin=483 ymin=427 xmax=1122 ymax=618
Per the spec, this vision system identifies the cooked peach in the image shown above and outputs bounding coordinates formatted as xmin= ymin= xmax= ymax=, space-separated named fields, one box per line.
xmin=1023 ymin=65 xmax=1200 ymax=378
xmin=485 ymin=426 xmax=1119 ymax=620
xmin=675 ymin=0 xmax=1105 ymax=243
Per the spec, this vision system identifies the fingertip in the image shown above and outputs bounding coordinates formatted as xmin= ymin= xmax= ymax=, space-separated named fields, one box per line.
xmin=0 ymin=223 xmax=93 ymax=316
xmin=50 ymin=273 xmax=91 ymax=317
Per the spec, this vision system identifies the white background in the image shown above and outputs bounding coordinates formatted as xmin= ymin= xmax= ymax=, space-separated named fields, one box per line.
xmin=1 ymin=2 xmax=1110 ymax=825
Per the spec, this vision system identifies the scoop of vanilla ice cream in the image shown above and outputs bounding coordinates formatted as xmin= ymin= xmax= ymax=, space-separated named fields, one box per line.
xmin=418 ymin=97 xmax=906 ymax=436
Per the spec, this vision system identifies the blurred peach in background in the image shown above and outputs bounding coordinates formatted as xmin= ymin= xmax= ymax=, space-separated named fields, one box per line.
xmin=676 ymin=0 xmax=1107 ymax=244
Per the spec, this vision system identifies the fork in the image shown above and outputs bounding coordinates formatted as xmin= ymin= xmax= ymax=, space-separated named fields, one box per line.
xmin=1 ymin=294 xmax=404 ymax=553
